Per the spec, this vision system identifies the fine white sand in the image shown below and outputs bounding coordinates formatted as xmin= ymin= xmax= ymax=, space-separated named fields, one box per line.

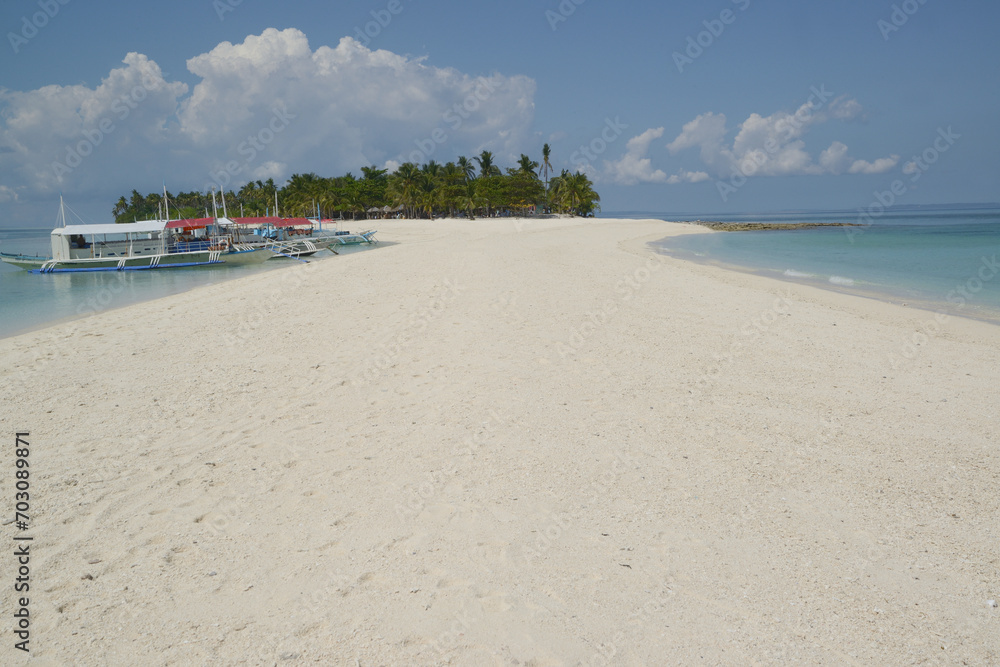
xmin=1 ymin=217 xmax=997 ymax=665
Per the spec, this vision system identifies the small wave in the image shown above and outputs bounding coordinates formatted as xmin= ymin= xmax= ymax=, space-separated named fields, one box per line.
xmin=783 ymin=269 xmax=815 ymax=278
xmin=829 ymin=275 xmax=855 ymax=286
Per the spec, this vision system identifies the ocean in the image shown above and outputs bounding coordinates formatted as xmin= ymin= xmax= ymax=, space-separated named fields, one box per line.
xmin=0 ymin=227 xmax=361 ymax=340
xmin=636 ymin=207 xmax=1000 ymax=324
xmin=3 ymin=208 xmax=999 ymax=338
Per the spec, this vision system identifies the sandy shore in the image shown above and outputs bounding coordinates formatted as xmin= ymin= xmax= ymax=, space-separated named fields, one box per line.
xmin=1 ymin=217 xmax=997 ymax=665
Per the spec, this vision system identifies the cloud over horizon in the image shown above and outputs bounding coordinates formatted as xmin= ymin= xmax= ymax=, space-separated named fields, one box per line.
xmin=0 ymin=28 xmax=537 ymax=205
xmin=604 ymin=128 xmax=669 ymax=185
xmin=666 ymin=97 xmax=899 ymax=180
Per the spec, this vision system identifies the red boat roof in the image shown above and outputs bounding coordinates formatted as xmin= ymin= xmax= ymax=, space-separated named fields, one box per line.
xmin=165 ymin=218 xmax=215 ymax=230
xmin=163 ymin=217 xmax=316 ymax=230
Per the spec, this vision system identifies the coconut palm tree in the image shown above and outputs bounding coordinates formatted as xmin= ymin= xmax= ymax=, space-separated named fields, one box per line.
xmin=310 ymin=176 xmax=343 ymax=219
xmin=422 ymin=160 xmax=442 ymax=181
xmin=457 ymin=156 xmax=476 ymax=181
xmin=440 ymin=162 xmax=463 ymax=184
xmin=475 ymin=150 xmax=500 ymax=178
xmin=361 ymin=165 xmax=388 ymax=181
xmin=517 ymin=154 xmax=539 ymax=177
xmin=458 ymin=180 xmax=485 ymax=220
xmin=552 ymin=171 xmax=600 ymax=216
xmin=282 ymin=173 xmax=327 ymax=216
xmin=113 ymin=196 xmax=128 ymax=222
xmin=340 ymin=182 xmax=367 ymax=220
xmin=439 ymin=162 xmax=465 ymax=216
xmin=416 ymin=173 xmax=438 ymax=219
xmin=387 ymin=162 xmax=422 ymax=218
xmin=109 ymin=150 xmax=602 ymax=225
xmin=541 ymin=144 xmax=553 ymax=211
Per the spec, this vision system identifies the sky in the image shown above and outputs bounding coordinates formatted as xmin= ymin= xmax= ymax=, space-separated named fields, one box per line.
xmin=1 ymin=0 xmax=997 ymax=227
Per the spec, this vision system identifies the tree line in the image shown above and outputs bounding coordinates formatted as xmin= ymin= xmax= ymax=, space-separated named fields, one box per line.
xmin=112 ymin=147 xmax=600 ymax=223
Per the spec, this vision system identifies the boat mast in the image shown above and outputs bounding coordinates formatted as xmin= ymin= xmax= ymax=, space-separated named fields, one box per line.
xmin=163 ymin=182 xmax=170 ymax=221
xmin=274 ymin=190 xmax=279 ymax=218
xmin=221 ymin=189 xmax=229 ymax=218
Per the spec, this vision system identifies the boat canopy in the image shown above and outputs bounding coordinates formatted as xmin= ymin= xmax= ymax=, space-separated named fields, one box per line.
xmin=230 ymin=217 xmax=314 ymax=227
xmin=165 ymin=218 xmax=216 ymax=230
xmin=51 ymin=216 xmax=314 ymax=237
xmin=53 ymin=220 xmax=167 ymax=236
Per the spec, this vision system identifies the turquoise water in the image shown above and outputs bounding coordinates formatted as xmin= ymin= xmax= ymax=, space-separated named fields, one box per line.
xmin=0 ymin=227 xmax=358 ymax=339
xmin=643 ymin=208 xmax=1000 ymax=323
xmin=5 ymin=210 xmax=999 ymax=338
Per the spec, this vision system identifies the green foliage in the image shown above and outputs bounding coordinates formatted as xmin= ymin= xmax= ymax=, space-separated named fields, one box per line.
xmin=112 ymin=150 xmax=600 ymax=223
xmin=548 ymin=170 xmax=601 ymax=216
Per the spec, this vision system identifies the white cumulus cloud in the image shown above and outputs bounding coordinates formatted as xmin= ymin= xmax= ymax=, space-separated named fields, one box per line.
xmin=666 ymin=97 xmax=896 ymax=179
xmin=0 ymin=28 xmax=537 ymax=205
xmin=0 ymin=185 xmax=20 ymax=203
xmin=667 ymin=170 xmax=710 ymax=185
xmin=848 ymin=156 xmax=900 ymax=174
xmin=604 ymin=127 xmax=669 ymax=185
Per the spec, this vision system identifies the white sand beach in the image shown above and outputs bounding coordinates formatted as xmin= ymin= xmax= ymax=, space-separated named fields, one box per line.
xmin=2 ymin=217 xmax=997 ymax=665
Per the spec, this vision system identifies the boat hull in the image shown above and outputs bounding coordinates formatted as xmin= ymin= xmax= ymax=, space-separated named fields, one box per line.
xmin=1 ymin=250 xmax=225 ymax=273
xmin=320 ymin=230 xmax=379 ymax=245
xmin=220 ymin=247 xmax=273 ymax=265
xmin=0 ymin=253 xmax=47 ymax=270
xmin=265 ymin=239 xmax=329 ymax=259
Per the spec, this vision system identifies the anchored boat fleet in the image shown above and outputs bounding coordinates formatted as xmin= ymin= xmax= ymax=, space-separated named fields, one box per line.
xmin=0 ymin=197 xmax=377 ymax=273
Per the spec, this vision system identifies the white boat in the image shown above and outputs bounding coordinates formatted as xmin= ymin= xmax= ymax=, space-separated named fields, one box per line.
xmin=1 ymin=196 xmax=377 ymax=272
xmin=0 ymin=199 xmax=273 ymax=273
xmin=221 ymin=217 xmax=378 ymax=259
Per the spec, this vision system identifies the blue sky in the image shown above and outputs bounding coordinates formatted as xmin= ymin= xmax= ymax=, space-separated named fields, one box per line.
xmin=1 ymin=0 xmax=997 ymax=227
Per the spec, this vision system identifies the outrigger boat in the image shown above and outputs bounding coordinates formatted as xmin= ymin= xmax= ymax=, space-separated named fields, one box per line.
xmin=203 ymin=189 xmax=377 ymax=259
xmin=0 ymin=198 xmax=273 ymax=273
xmin=223 ymin=217 xmax=378 ymax=259
xmin=1 ymin=195 xmax=378 ymax=272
